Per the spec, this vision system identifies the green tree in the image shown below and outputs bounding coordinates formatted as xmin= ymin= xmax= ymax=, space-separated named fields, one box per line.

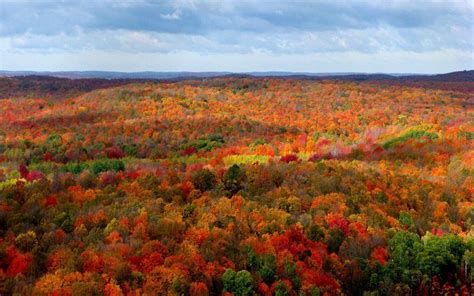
xmin=274 ymin=281 xmax=290 ymax=296
xmin=386 ymin=231 xmax=422 ymax=289
xmin=222 ymin=269 xmax=254 ymax=296
xmin=45 ymin=134 xmax=62 ymax=154
xmin=463 ymin=236 xmax=474 ymax=288
xmin=417 ymin=233 xmax=466 ymax=283
xmin=257 ymin=254 xmax=277 ymax=285
xmin=398 ymin=211 xmax=416 ymax=232
xmin=326 ymin=228 xmax=345 ymax=253
xmin=223 ymin=164 xmax=245 ymax=197
xmin=191 ymin=169 xmax=216 ymax=192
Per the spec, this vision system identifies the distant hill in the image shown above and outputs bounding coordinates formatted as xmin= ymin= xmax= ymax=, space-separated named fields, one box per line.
xmin=0 ymin=75 xmax=152 ymax=99
xmin=2 ymin=70 xmax=472 ymax=81
xmin=398 ymin=70 xmax=474 ymax=82
xmin=289 ymin=70 xmax=474 ymax=82
xmin=0 ymin=71 xmax=232 ymax=80
xmin=0 ymin=70 xmax=472 ymax=99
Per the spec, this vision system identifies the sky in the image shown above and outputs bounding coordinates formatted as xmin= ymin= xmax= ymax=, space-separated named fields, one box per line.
xmin=0 ymin=0 xmax=473 ymax=73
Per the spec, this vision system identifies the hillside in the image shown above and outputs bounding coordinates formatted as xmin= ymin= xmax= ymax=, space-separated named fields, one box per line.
xmin=0 ymin=77 xmax=473 ymax=295
xmin=1 ymin=70 xmax=473 ymax=99
xmin=0 ymin=76 xmax=152 ymax=99
xmin=2 ymin=70 xmax=473 ymax=81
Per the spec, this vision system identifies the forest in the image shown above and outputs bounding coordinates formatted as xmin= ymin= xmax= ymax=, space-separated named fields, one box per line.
xmin=0 ymin=76 xmax=473 ymax=295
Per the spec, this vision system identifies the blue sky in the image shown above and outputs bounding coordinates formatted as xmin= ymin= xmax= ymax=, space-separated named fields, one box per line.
xmin=0 ymin=0 xmax=472 ymax=73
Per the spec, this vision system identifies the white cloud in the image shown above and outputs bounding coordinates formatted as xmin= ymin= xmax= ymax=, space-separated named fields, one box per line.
xmin=160 ymin=10 xmax=181 ymax=20
xmin=0 ymin=0 xmax=472 ymax=72
xmin=1 ymin=48 xmax=471 ymax=73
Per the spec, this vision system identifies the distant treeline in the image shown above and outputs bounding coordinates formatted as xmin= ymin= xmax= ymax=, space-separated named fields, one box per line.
xmin=0 ymin=76 xmax=149 ymax=99
xmin=1 ymin=70 xmax=473 ymax=99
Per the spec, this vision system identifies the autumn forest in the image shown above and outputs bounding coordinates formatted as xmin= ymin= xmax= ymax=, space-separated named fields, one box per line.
xmin=0 ymin=75 xmax=473 ymax=295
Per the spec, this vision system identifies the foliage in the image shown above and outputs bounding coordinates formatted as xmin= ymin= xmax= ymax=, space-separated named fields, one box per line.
xmin=223 ymin=154 xmax=269 ymax=166
xmin=60 ymin=159 xmax=125 ymax=175
xmin=191 ymin=169 xmax=216 ymax=192
xmin=222 ymin=269 xmax=255 ymax=296
xmin=0 ymin=77 xmax=472 ymax=295
xmin=223 ymin=164 xmax=245 ymax=197
xmin=382 ymin=129 xmax=438 ymax=149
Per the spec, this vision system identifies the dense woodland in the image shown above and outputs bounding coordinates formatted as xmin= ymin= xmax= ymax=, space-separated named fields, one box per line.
xmin=0 ymin=77 xmax=473 ymax=295
xmin=0 ymin=76 xmax=142 ymax=100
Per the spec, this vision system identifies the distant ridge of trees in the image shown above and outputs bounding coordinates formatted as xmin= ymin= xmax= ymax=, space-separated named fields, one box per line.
xmin=1 ymin=69 xmax=472 ymax=81
xmin=0 ymin=70 xmax=472 ymax=99
xmin=0 ymin=76 xmax=154 ymax=99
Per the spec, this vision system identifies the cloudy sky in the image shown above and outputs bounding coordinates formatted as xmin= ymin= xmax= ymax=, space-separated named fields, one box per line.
xmin=0 ymin=0 xmax=473 ymax=73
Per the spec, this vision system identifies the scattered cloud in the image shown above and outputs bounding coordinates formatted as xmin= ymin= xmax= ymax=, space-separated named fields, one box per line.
xmin=160 ymin=10 xmax=181 ymax=20
xmin=0 ymin=0 xmax=472 ymax=72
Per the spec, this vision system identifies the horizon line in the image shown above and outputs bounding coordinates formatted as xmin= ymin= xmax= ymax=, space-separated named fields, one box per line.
xmin=1 ymin=69 xmax=472 ymax=76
